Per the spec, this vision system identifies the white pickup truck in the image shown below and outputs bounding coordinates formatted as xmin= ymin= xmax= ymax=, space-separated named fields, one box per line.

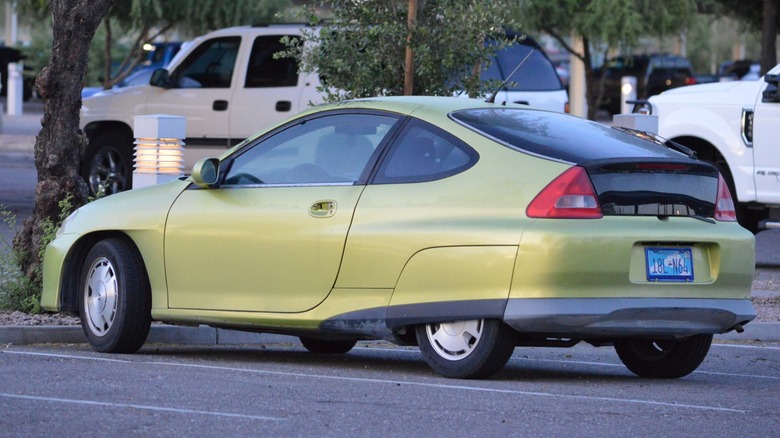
xmin=79 ymin=24 xmax=323 ymax=196
xmin=647 ymin=63 xmax=780 ymax=232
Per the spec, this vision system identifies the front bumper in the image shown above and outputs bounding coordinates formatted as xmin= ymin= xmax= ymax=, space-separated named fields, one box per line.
xmin=504 ymin=297 xmax=756 ymax=338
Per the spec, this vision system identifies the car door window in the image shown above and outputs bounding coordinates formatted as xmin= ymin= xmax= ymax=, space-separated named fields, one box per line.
xmin=245 ymin=35 xmax=299 ymax=88
xmin=374 ymin=119 xmax=478 ymax=184
xmin=224 ymin=113 xmax=400 ymax=186
xmin=172 ymin=37 xmax=240 ymax=88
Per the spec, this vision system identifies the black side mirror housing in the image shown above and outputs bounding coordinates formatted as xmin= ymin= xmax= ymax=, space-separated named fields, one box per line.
xmin=763 ymin=74 xmax=779 ymax=103
xmin=150 ymin=68 xmax=172 ymax=89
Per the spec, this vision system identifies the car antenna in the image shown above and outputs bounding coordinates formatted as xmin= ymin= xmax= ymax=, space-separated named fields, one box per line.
xmin=485 ymin=47 xmax=535 ymax=104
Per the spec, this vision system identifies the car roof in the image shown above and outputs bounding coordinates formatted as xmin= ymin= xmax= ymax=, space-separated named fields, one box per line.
xmin=299 ymin=96 xmax=531 ymax=117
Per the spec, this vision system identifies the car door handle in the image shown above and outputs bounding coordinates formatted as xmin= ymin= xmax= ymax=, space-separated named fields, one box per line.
xmin=276 ymin=101 xmax=292 ymax=112
xmin=309 ymin=200 xmax=336 ymax=218
xmin=213 ymin=100 xmax=228 ymax=111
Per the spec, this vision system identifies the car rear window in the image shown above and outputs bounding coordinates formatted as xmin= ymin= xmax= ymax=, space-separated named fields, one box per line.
xmin=450 ymin=108 xmax=685 ymax=164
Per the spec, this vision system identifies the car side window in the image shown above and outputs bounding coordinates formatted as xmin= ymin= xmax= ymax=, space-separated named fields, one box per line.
xmin=374 ymin=119 xmax=478 ymax=184
xmin=245 ymin=35 xmax=299 ymax=88
xmin=172 ymin=37 xmax=240 ymax=88
xmin=223 ymin=113 xmax=399 ymax=186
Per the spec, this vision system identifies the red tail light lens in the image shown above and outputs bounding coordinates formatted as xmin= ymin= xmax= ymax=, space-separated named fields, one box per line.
xmin=714 ymin=173 xmax=737 ymax=222
xmin=527 ymin=166 xmax=603 ymax=219
xmin=685 ymin=77 xmax=697 ymax=86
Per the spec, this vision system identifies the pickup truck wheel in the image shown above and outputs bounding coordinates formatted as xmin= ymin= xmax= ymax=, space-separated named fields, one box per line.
xmin=82 ymin=131 xmax=134 ymax=196
xmin=614 ymin=334 xmax=712 ymax=378
xmin=416 ymin=319 xmax=517 ymax=379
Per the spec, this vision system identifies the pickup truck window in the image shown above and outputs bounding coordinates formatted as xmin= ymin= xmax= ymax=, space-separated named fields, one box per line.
xmin=245 ymin=35 xmax=299 ymax=88
xmin=173 ymin=36 xmax=240 ymax=88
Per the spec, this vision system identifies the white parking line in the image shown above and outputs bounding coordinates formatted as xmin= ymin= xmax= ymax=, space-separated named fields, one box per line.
xmin=2 ymin=350 xmax=745 ymax=413
xmin=712 ymin=343 xmax=780 ymax=351
xmin=0 ymin=392 xmax=284 ymax=421
xmin=509 ymin=357 xmax=780 ymax=381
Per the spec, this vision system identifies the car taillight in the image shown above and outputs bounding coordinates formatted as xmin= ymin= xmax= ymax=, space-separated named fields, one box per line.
xmin=526 ymin=166 xmax=603 ymax=219
xmin=685 ymin=77 xmax=697 ymax=86
xmin=714 ymin=173 xmax=737 ymax=222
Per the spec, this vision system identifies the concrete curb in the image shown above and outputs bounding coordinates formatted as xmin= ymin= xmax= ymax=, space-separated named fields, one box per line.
xmin=1 ymin=323 xmax=778 ymax=346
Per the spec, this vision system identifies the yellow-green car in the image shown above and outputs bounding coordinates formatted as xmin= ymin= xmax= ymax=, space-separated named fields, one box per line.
xmin=41 ymin=97 xmax=756 ymax=379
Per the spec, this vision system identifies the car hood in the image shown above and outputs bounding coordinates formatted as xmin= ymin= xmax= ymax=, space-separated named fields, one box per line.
xmin=649 ymin=80 xmax=764 ymax=107
xmin=80 ymin=85 xmax=152 ymax=129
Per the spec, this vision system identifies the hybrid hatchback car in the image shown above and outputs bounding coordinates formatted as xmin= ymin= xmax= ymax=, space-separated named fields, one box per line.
xmin=42 ymin=97 xmax=756 ymax=380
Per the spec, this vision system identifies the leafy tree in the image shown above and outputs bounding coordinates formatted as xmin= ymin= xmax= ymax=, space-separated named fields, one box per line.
xmin=282 ymin=0 xmax=517 ymax=101
xmin=17 ymin=0 xmax=291 ymax=89
xmin=513 ymin=0 xmax=697 ymax=120
xmin=708 ymin=0 xmax=779 ymax=74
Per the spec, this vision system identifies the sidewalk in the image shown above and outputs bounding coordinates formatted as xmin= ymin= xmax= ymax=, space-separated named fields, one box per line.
xmin=1 ymin=99 xmax=779 ymax=346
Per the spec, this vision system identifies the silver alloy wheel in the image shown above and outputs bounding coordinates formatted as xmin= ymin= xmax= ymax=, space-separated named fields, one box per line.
xmin=88 ymin=147 xmax=128 ymax=195
xmin=83 ymin=257 xmax=119 ymax=337
xmin=424 ymin=319 xmax=484 ymax=361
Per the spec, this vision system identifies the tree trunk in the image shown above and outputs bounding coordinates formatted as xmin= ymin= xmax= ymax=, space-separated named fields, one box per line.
xmin=13 ymin=0 xmax=118 ymax=282
xmin=404 ymin=0 xmax=417 ymax=95
xmin=761 ymin=0 xmax=779 ymax=75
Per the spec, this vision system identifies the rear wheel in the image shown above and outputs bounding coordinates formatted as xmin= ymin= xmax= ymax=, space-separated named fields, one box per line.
xmin=614 ymin=334 xmax=712 ymax=378
xmin=299 ymin=337 xmax=357 ymax=354
xmin=415 ymin=319 xmax=517 ymax=379
xmin=82 ymin=131 xmax=134 ymax=196
xmin=79 ymin=238 xmax=151 ymax=353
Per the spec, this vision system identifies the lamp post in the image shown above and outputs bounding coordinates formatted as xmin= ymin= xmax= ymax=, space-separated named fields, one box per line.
xmin=132 ymin=114 xmax=185 ymax=189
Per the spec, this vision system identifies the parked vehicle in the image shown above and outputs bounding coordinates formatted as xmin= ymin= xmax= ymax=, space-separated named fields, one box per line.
xmin=476 ymin=32 xmax=568 ymax=112
xmin=43 ymin=96 xmax=756 ymax=380
xmin=0 ymin=46 xmax=34 ymax=101
xmin=80 ymin=25 xmax=568 ymax=196
xmin=598 ymin=54 xmax=696 ymax=114
xmin=646 ymin=63 xmax=780 ymax=232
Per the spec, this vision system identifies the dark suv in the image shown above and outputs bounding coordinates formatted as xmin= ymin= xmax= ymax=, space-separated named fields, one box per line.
xmin=598 ymin=54 xmax=695 ymax=114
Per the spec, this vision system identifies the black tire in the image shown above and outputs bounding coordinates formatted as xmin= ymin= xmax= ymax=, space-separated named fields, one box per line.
xmin=614 ymin=334 xmax=713 ymax=378
xmin=299 ymin=337 xmax=357 ymax=354
xmin=78 ymin=238 xmax=151 ymax=353
xmin=415 ymin=319 xmax=517 ymax=379
xmin=82 ymin=131 xmax=134 ymax=196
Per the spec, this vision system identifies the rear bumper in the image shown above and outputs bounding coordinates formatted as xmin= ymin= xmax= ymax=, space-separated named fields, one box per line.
xmin=504 ymin=298 xmax=756 ymax=338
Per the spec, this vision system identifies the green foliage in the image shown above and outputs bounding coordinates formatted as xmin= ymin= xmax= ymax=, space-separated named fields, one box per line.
xmin=280 ymin=0 xmax=517 ymax=101
xmin=0 ymin=196 xmax=75 ymax=314
xmin=515 ymin=0 xmax=697 ymax=50
xmin=15 ymin=0 xmax=292 ymax=88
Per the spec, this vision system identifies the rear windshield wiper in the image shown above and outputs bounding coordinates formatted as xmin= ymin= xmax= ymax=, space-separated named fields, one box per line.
xmin=612 ymin=126 xmax=697 ymax=159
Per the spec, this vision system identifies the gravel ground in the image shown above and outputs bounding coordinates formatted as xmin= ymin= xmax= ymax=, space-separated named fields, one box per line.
xmin=1 ymin=278 xmax=778 ymax=326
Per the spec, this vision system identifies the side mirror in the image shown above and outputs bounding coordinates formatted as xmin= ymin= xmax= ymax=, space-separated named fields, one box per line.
xmin=763 ymin=74 xmax=779 ymax=103
xmin=191 ymin=158 xmax=220 ymax=188
xmin=150 ymin=68 xmax=172 ymax=89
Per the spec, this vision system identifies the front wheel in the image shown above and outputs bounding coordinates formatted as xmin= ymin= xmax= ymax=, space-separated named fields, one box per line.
xmin=79 ymin=238 xmax=151 ymax=353
xmin=415 ymin=319 xmax=517 ymax=379
xmin=614 ymin=334 xmax=713 ymax=378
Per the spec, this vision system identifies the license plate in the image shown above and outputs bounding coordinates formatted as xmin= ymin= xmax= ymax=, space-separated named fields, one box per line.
xmin=645 ymin=247 xmax=694 ymax=282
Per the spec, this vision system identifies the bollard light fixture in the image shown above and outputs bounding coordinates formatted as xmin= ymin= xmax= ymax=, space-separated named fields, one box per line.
xmin=132 ymin=114 xmax=186 ymax=189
